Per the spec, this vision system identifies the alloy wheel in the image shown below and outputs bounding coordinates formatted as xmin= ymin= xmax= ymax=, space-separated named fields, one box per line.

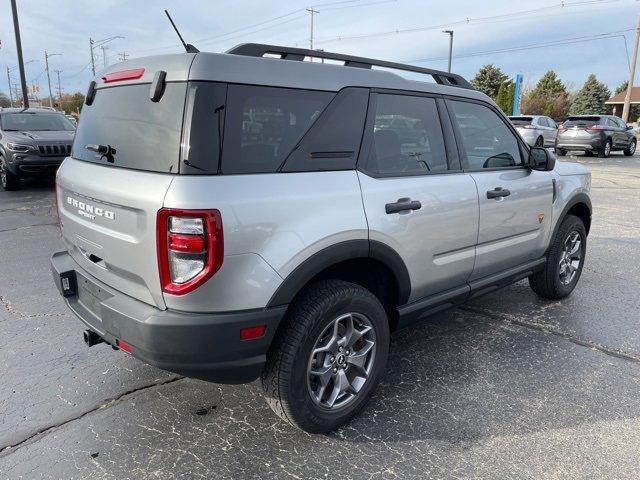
xmin=307 ymin=312 xmax=376 ymax=410
xmin=559 ymin=231 xmax=582 ymax=285
xmin=0 ymin=160 xmax=6 ymax=188
xmin=604 ymin=141 xmax=611 ymax=157
xmin=630 ymin=141 xmax=636 ymax=155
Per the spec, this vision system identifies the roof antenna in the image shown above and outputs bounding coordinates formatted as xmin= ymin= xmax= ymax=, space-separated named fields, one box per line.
xmin=164 ymin=10 xmax=199 ymax=53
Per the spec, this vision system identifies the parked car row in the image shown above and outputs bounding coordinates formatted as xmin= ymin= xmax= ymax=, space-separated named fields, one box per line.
xmin=508 ymin=114 xmax=637 ymax=158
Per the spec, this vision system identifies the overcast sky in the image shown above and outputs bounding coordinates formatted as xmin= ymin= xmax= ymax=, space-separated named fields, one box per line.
xmin=1 ymin=0 xmax=639 ymax=97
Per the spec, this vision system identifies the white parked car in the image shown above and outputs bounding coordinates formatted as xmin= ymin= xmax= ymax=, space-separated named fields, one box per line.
xmin=509 ymin=115 xmax=558 ymax=148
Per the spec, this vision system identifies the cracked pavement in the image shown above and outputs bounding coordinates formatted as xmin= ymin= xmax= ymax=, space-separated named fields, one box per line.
xmin=1 ymin=154 xmax=639 ymax=479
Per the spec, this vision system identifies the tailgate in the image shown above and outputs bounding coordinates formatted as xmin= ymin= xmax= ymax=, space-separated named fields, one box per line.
xmin=57 ymin=158 xmax=173 ymax=308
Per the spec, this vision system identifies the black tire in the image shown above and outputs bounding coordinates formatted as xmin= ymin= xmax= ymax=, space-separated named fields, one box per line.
xmin=262 ymin=279 xmax=390 ymax=433
xmin=0 ymin=156 xmax=20 ymax=191
xmin=529 ymin=214 xmax=587 ymax=299
xmin=556 ymin=148 xmax=567 ymax=156
xmin=535 ymin=136 xmax=544 ymax=147
xmin=597 ymin=139 xmax=611 ymax=158
xmin=624 ymin=139 xmax=636 ymax=156
xmin=584 ymin=150 xmax=594 ymax=157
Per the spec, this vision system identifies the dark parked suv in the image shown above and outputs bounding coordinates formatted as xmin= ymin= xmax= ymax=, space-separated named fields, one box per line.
xmin=0 ymin=108 xmax=76 ymax=190
xmin=556 ymin=115 xmax=636 ymax=157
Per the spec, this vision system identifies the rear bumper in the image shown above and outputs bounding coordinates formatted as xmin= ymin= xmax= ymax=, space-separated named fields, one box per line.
xmin=51 ymin=250 xmax=287 ymax=383
xmin=556 ymin=134 xmax=603 ymax=151
xmin=6 ymin=153 xmax=64 ymax=176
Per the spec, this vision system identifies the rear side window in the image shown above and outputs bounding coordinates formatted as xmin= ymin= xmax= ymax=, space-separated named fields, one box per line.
xmin=364 ymin=94 xmax=448 ymax=176
xmin=448 ymin=100 xmax=522 ymax=170
xmin=73 ymin=83 xmax=187 ymax=173
xmin=221 ymin=85 xmax=333 ymax=174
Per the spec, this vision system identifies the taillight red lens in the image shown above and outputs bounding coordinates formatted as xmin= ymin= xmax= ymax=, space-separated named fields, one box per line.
xmin=157 ymin=208 xmax=223 ymax=295
xmin=240 ymin=325 xmax=267 ymax=341
xmin=102 ymin=68 xmax=145 ymax=83
xmin=116 ymin=339 xmax=133 ymax=354
xmin=169 ymin=233 xmax=205 ymax=253
xmin=587 ymin=125 xmax=606 ymax=131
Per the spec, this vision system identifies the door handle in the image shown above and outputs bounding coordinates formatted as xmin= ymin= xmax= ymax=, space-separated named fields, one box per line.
xmin=486 ymin=187 xmax=511 ymax=199
xmin=385 ymin=198 xmax=422 ymax=214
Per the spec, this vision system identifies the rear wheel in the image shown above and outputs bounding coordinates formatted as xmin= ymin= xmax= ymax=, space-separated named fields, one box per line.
xmin=535 ymin=136 xmax=544 ymax=147
xmin=262 ymin=279 xmax=390 ymax=433
xmin=598 ymin=139 xmax=611 ymax=158
xmin=529 ymin=214 xmax=587 ymax=299
xmin=624 ymin=138 xmax=636 ymax=156
xmin=0 ymin=157 xmax=20 ymax=191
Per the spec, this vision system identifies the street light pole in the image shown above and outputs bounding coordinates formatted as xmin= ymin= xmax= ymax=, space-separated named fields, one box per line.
xmin=44 ymin=51 xmax=61 ymax=108
xmin=443 ymin=30 xmax=454 ymax=73
xmin=89 ymin=38 xmax=96 ymax=76
xmin=55 ymin=70 xmax=63 ymax=110
xmin=10 ymin=0 xmax=29 ymax=108
xmin=622 ymin=15 xmax=640 ymax=122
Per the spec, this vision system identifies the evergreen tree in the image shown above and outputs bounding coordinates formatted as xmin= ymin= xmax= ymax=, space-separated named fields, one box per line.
xmin=569 ymin=74 xmax=611 ymax=115
xmin=495 ymin=80 xmax=515 ymax=115
xmin=470 ymin=64 xmax=508 ymax=99
xmin=530 ymin=70 xmax=567 ymax=98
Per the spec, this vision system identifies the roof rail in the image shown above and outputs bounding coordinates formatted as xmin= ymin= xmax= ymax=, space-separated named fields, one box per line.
xmin=226 ymin=43 xmax=473 ymax=90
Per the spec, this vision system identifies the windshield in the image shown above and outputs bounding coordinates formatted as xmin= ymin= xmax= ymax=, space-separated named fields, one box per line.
xmin=1 ymin=113 xmax=76 ymax=131
xmin=509 ymin=117 xmax=533 ymax=126
xmin=564 ymin=117 xmax=600 ymax=127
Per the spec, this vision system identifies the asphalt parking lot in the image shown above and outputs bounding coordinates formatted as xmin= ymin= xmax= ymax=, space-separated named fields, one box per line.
xmin=1 ymin=153 xmax=639 ymax=479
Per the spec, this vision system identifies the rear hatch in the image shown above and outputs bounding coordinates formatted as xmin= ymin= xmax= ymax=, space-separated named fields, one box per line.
xmin=508 ymin=116 xmax=535 ymax=136
xmin=56 ymin=55 xmax=194 ymax=308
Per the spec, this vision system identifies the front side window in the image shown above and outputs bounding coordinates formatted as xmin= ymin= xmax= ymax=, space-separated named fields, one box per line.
xmin=221 ymin=85 xmax=333 ymax=174
xmin=366 ymin=94 xmax=448 ymax=176
xmin=448 ymin=100 xmax=522 ymax=170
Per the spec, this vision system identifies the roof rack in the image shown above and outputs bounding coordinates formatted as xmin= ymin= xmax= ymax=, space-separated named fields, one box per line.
xmin=226 ymin=43 xmax=473 ymax=90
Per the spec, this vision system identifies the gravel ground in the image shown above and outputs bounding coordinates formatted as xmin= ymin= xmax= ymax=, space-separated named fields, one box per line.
xmin=1 ymin=152 xmax=639 ymax=479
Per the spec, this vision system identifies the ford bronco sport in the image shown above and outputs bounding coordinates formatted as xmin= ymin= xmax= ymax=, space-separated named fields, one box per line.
xmin=51 ymin=44 xmax=592 ymax=433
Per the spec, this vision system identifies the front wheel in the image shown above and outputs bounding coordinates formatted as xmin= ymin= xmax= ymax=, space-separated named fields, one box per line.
xmin=529 ymin=214 xmax=587 ymax=299
xmin=0 ymin=157 xmax=20 ymax=191
xmin=624 ymin=139 xmax=636 ymax=156
xmin=262 ymin=280 xmax=390 ymax=433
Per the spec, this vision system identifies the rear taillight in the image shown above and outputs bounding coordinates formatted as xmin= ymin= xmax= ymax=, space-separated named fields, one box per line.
xmin=558 ymin=127 xmax=567 ymax=133
xmin=156 ymin=208 xmax=223 ymax=295
xmin=587 ymin=125 xmax=606 ymax=131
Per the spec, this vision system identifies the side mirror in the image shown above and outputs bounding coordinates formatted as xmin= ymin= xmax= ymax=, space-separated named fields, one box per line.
xmin=528 ymin=147 xmax=555 ymax=171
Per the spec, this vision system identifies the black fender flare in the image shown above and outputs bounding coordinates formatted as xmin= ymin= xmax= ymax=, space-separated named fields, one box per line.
xmin=549 ymin=192 xmax=592 ymax=250
xmin=267 ymin=239 xmax=411 ymax=307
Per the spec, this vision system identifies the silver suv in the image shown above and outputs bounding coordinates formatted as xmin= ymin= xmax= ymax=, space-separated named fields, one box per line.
xmin=508 ymin=115 xmax=558 ymax=148
xmin=51 ymin=44 xmax=592 ymax=433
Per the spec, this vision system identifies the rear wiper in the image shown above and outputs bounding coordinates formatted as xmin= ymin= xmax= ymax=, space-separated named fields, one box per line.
xmin=85 ymin=144 xmax=116 ymax=163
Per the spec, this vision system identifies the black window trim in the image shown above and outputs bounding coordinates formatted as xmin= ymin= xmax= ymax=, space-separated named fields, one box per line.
xmin=443 ymin=95 xmax=530 ymax=173
xmin=356 ymin=88 xmax=463 ymax=179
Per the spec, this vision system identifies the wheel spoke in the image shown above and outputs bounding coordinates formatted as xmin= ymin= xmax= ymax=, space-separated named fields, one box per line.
xmin=569 ymin=240 xmax=581 ymax=256
xmin=312 ymin=320 xmax=340 ymax=356
xmin=347 ymin=340 xmax=373 ymax=374
xmin=326 ymin=369 xmax=352 ymax=408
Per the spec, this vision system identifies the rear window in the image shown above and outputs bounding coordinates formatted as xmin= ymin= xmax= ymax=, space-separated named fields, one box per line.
xmin=1 ymin=113 xmax=75 ymax=131
xmin=508 ymin=117 xmax=533 ymax=126
xmin=73 ymin=83 xmax=187 ymax=173
xmin=564 ymin=117 xmax=600 ymax=127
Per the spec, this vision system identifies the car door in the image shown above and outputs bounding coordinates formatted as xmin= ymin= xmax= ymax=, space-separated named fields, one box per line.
xmin=545 ymin=117 xmax=558 ymax=146
xmin=536 ymin=117 xmax=550 ymax=145
xmin=612 ymin=117 xmax=631 ymax=148
xmin=358 ymin=92 xmax=479 ymax=303
xmin=445 ymin=98 xmax=554 ymax=280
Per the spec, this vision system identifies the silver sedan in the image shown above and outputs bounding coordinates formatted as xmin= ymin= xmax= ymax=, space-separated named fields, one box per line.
xmin=509 ymin=115 xmax=558 ymax=148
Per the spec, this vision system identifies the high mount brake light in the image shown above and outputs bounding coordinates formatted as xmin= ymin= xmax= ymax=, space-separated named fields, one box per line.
xmin=102 ymin=68 xmax=145 ymax=83
xmin=157 ymin=208 xmax=223 ymax=295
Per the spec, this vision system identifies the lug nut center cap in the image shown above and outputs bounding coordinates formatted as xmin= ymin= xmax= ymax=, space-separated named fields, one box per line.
xmin=336 ymin=354 xmax=346 ymax=366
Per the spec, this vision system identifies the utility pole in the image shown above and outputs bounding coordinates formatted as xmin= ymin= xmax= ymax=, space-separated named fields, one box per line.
xmin=44 ymin=51 xmax=61 ymax=108
xmin=89 ymin=37 xmax=96 ymax=76
xmin=443 ymin=30 xmax=454 ymax=73
xmin=622 ymin=15 xmax=640 ymax=122
xmin=101 ymin=45 xmax=109 ymax=67
xmin=54 ymin=70 xmax=63 ymax=109
xmin=6 ymin=67 xmax=13 ymax=107
xmin=10 ymin=0 xmax=29 ymax=108
xmin=118 ymin=52 xmax=129 ymax=62
xmin=306 ymin=7 xmax=319 ymax=60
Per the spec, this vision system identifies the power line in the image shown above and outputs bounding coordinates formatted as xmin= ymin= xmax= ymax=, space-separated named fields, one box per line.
xmin=405 ymin=29 xmax=636 ymax=63
xmin=311 ymin=0 xmax=628 ymax=44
